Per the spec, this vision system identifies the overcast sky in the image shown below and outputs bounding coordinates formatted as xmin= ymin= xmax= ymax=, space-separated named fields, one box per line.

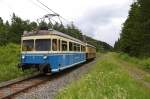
xmin=0 ymin=0 xmax=133 ymax=46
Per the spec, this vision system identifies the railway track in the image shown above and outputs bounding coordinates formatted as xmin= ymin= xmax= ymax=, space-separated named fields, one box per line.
xmin=0 ymin=73 xmax=50 ymax=99
xmin=0 ymin=66 xmax=80 ymax=99
xmin=0 ymin=60 xmax=96 ymax=99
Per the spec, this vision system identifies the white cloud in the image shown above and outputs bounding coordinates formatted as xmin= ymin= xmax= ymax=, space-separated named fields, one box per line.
xmin=0 ymin=0 xmax=133 ymax=46
xmin=74 ymin=0 xmax=133 ymax=45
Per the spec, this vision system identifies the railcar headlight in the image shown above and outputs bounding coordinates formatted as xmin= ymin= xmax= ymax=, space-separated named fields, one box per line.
xmin=22 ymin=55 xmax=25 ymax=59
xmin=43 ymin=56 xmax=48 ymax=59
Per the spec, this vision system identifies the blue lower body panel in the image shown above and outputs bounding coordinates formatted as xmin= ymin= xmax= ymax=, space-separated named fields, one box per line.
xmin=21 ymin=53 xmax=86 ymax=73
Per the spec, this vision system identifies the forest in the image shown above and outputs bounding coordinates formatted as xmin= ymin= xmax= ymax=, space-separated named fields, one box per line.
xmin=114 ymin=0 xmax=150 ymax=58
xmin=0 ymin=13 xmax=112 ymax=51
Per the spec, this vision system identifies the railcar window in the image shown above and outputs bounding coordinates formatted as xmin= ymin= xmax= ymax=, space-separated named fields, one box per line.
xmin=81 ymin=45 xmax=83 ymax=51
xmin=81 ymin=45 xmax=85 ymax=52
xmin=79 ymin=45 xmax=81 ymax=51
xmin=69 ymin=42 xmax=73 ymax=51
xmin=77 ymin=44 xmax=80 ymax=51
xmin=58 ymin=40 xmax=60 ymax=51
xmin=73 ymin=43 xmax=77 ymax=51
xmin=83 ymin=46 xmax=85 ymax=51
xmin=22 ymin=40 xmax=34 ymax=51
xmin=35 ymin=39 xmax=51 ymax=51
xmin=52 ymin=39 xmax=57 ymax=51
xmin=62 ymin=41 xmax=68 ymax=51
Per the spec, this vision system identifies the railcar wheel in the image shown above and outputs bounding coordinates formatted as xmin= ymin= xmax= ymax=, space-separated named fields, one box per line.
xmin=43 ymin=66 xmax=51 ymax=73
xmin=39 ymin=64 xmax=51 ymax=73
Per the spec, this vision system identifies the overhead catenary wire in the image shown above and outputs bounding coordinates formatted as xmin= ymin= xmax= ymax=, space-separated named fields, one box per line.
xmin=29 ymin=0 xmax=88 ymax=43
xmin=28 ymin=0 xmax=86 ymax=42
xmin=27 ymin=0 xmax=72 ymax=26
xmin=27 ymin=0 xmax=61 ymax=25
xmin=36 ymin=0 xmax=59 ymax=15
xmin=27 ymin=0 xmax=50 ymax=14
xmin=35 ymin=0 xmax=71 ymax=23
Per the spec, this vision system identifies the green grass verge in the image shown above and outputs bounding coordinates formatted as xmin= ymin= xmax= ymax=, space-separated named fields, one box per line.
xmin=0 ymin=43 xmax=34 ymax=83
xmin=117 ymin=53 xmax=150 ymax=70
xmin=56 ymin=53 xmax=150 ymax=99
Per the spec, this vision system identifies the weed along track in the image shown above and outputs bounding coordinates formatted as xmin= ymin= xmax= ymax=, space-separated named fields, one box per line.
xmin=0 ymin=59 xmax=97 ymax=99
xmin=15 ymin=60 xmax=97 ymax=99
xmin=0 ymin=73 xmax=50 ymax=99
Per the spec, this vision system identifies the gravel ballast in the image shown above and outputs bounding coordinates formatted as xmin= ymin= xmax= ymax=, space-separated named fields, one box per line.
xmin=15 ymin=60 xmax=96 ymax=99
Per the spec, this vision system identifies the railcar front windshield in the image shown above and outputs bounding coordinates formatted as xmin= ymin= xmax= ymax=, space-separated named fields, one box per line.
xmin=35 ymin=39 xmax=51 ymax=51
xmin=22 ymin=40 xmax=34 ymax=51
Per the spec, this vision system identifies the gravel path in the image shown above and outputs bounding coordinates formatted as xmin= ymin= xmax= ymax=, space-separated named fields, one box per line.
xmin=14 ymin=60 xmax=97 ymax=99
xmin=120 ymin=61 xmax=150 ymax=89
xmin=114 ymin=56 xmax=150 ymax=90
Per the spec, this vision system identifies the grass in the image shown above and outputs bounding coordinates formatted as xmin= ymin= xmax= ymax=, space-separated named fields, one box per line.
xmin=56 ymin=53 xmax=150 ymax=99
xmin=0 ymin=43 xmax=34 ymax=83
xmin=117 ymin=53 xmax=150 ymax=70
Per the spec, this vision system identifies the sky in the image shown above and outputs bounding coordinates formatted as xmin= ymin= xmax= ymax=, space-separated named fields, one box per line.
xmin=0 ymin=0 xmax=133 ymax=46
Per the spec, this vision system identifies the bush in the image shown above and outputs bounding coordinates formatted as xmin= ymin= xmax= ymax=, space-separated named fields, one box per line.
xmin=141 ymin=58 xmax=150 ymax=69
xmin=118 ymin=53 xmax=130 ymax=61
xmin=118 ymin=52 xmax=150 ymax=70
xmin=0 ymin=43 xmax=20 ymax=65
xmin=0 ymin=44 xmax=34 ymax=82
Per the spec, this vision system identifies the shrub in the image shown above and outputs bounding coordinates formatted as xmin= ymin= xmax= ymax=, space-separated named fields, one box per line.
xmin=118 ymin=53 xmax=130 ymax=61
xmin=141 ymin=58 xmax=150 ymax=69
xmin=0 ymin=44 xmax=34 ymax=82
xmin=117 ymin=52 xmax=150 ymax=70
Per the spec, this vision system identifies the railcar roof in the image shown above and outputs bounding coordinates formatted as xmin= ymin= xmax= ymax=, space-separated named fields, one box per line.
xmin=22 ymin=29 xmax=84 ymax=44
xmin=22 ymin=29 xmax=96 ymax=48
xmin=86 ymin=43 xmax=96 ymax=48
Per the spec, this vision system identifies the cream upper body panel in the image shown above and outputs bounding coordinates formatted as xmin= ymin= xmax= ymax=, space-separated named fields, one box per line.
xmin=21 ymin=30 xmax=96 ymax=54
xmin=22 ymin=35 xmax=85 ymax=46
xmin=22 ymin=30 xmax=85 ymax=46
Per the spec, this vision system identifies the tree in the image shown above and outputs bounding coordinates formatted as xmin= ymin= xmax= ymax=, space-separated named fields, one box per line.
xmin=0 ymin=13 xmax=112 ymax=52
xmin=9 ymin=13 xmax=25 ymax=43
xmin=138 ymin=0 xmax=150 ymax=57
xmin=115 ymin=0 xmax=150 ymax=57
xmin=0 ymin=17 xmax=9 ymax=45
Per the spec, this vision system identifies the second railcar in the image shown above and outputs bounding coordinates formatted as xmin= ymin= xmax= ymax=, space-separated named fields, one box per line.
xmin=86 ymin=44 xmax=96 ymax=60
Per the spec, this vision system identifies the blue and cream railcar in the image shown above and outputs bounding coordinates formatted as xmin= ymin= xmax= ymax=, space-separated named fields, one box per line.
xmin=19 ymin=30 xmax=86 ymax=73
